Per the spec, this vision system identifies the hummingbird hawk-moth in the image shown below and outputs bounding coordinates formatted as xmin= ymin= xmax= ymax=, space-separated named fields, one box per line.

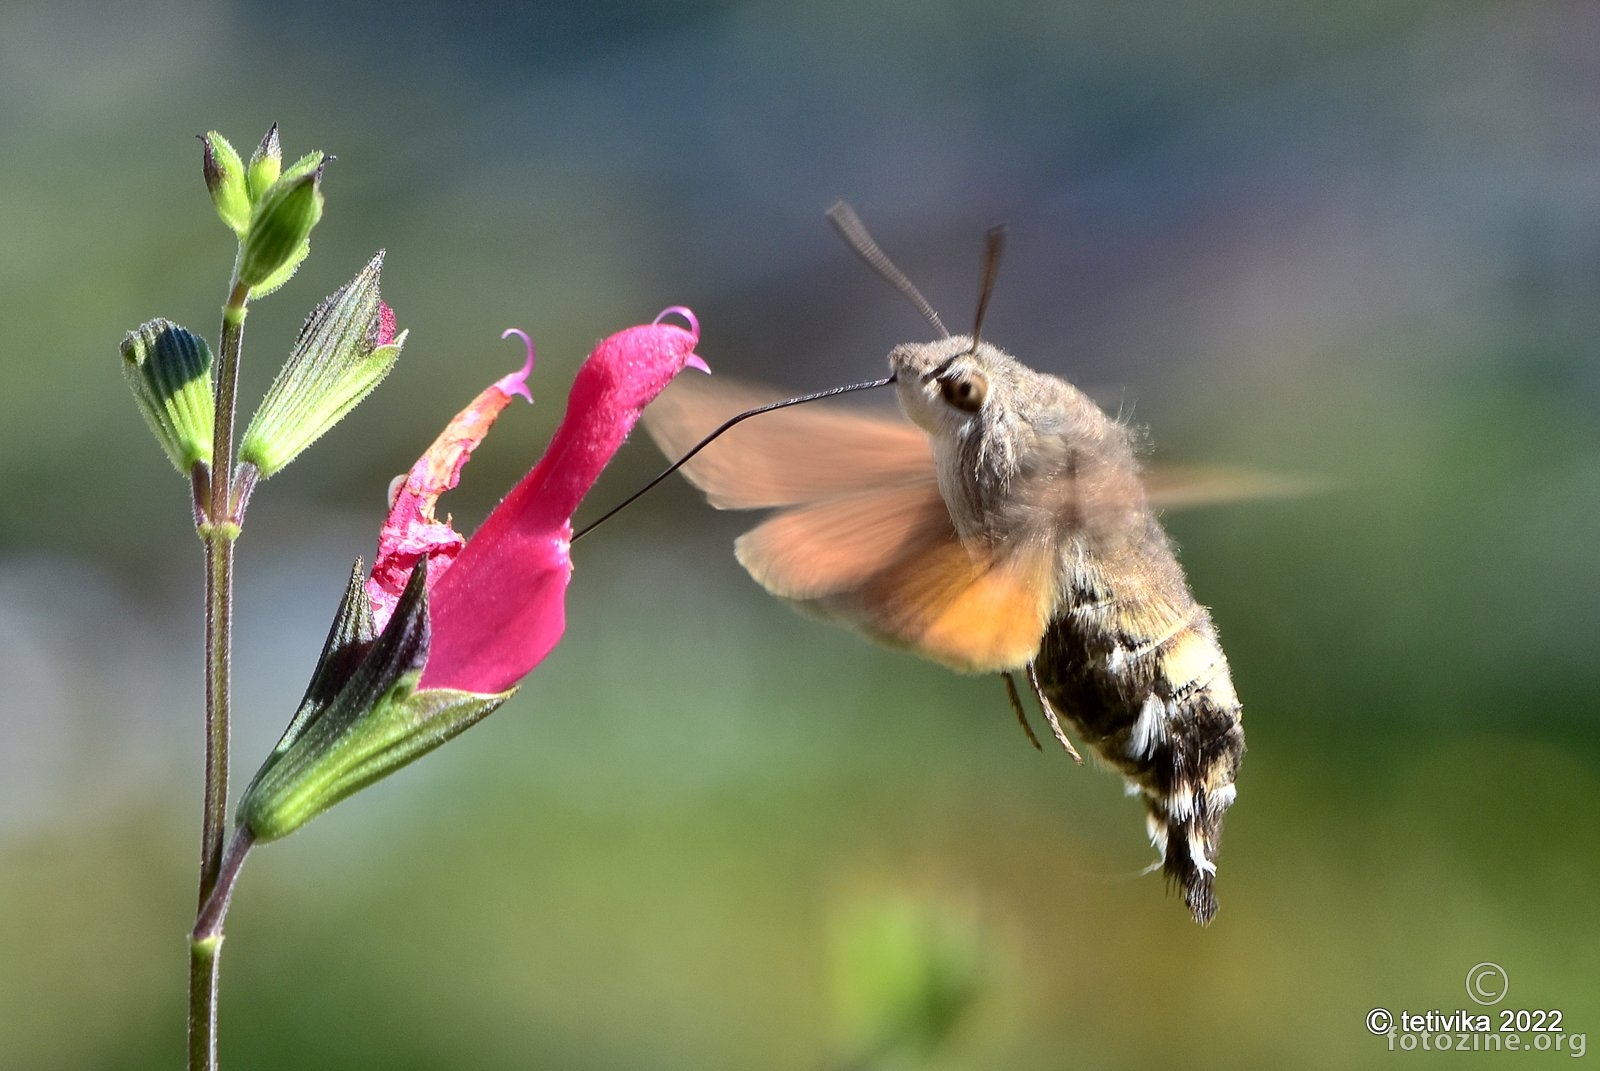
xmin=640 ymin=205 xmax=1246 ymax=924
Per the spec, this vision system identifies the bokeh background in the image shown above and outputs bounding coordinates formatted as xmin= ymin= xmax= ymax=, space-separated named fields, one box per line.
xmin=3 ymin=1 xmax=1598 ymax=1067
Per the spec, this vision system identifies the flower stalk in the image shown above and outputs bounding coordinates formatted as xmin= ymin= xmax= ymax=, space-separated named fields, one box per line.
xmin=189 ymin=276 xmax=250 ymax=1071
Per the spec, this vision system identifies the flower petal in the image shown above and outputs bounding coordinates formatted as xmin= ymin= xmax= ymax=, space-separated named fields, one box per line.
xmin=366 ymin=337 xmax=535 ymax=630
xmin=419 ymin=312 xmax=704 ymax=693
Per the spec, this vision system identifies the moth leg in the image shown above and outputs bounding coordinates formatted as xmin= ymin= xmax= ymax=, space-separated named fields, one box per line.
xmin=1026 ymin=661 xmax=1084 ymax=765
xmin=1001 ymin=673 xmax=1043 ymax=751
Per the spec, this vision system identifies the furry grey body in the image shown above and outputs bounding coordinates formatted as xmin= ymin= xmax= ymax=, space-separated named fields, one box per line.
xmin=892 ymin=336 xmax=1245 ymax=925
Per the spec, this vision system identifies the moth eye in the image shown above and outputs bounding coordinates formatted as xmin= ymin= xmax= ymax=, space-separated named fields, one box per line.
xmin=939 ymin=369 xmax=988 ymax=413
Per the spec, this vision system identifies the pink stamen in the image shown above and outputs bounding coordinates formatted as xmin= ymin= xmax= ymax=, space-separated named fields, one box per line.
xmin=495 ymin=328 xmax=537 ymax=403
xmin=654 ymin=305 xmax=699 ymax=341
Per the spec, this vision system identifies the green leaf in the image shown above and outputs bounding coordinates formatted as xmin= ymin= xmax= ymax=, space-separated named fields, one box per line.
xmin=239 ymin=251 xmax=405 ymax=477
xmin=120 ymin=319 xmax=215 ymax=474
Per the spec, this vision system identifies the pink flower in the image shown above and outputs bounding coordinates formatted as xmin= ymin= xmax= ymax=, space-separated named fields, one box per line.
xmin=366 ymin=308 xmax=708 ymax=695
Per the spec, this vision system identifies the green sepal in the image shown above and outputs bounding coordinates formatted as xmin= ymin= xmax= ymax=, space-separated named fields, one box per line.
xmin=120 ymin=319 xmax=216 ymax=474
xmin=236 ymin=151 xmax=326 ymax=297
xmin=244 ymin=240 xmax=310 ymax=300
xmin=239 ymin=251 xmax=404 ymax=477
xmin=237 ymin=561 xmax=513 ymax=843
xmin=246 ymin=123 xmax=282 ymax=201
xmin=199 ymin=132 xmax=251 ymax=236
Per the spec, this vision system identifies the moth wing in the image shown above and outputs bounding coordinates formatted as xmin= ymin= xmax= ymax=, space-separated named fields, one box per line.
xmin=735 ymin=480 xmax=950 ymax=598
xmin=850 ymin=530 xmax=1061 ymax=674
xmin=641 ymin=376 xmax=932 ymax=509
xmin=648 ymin=376 xmax=1058 ymax=672
xmin=737 ymin=481 xmax=1060 ymax=674
xmin=1143 ymin=463 xmax=1317 ymax=511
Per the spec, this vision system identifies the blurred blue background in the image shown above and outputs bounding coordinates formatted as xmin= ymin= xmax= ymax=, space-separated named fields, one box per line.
xmin=2 ymin=1 xmax=1598 ymax=1067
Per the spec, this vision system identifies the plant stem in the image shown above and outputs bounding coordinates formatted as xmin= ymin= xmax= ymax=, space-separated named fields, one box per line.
xmin=190 ymin=279 xmax=250 ymax=1071
xmin=188 ymin=934 xmax=221 ymax=1071
xmin=189 ymin=828 xmax=255 ymax=1071
xmin=199 ymin=533 xmax=233 ymax=899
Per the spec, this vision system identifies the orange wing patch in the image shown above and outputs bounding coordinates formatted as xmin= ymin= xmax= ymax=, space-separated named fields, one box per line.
xmin=737 ymin=481 xmax=1058 ymax=673
xmin=854 ymin=534 xmax=1059 ymax=674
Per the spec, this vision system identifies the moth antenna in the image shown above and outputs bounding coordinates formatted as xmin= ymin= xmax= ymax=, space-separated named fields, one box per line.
xmin=970 ymin=224 xmax=1006 ymax=351
xmin=571 ymin=375 xmax=897 ymax=542
xmin=826 ymin=201 xmax=949 ymax=339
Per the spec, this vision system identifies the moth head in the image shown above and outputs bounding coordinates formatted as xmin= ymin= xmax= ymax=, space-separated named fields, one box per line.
xmin=890 ymin=336 xmax=1014 ymax=437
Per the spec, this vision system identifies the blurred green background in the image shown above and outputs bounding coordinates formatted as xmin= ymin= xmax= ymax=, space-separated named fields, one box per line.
xmin=3 ymin=1 xmax=1597 ymax=1067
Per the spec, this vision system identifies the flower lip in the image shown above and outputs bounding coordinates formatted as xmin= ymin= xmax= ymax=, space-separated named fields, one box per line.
xmin=364 ymin=343 xmax=534 ymax=632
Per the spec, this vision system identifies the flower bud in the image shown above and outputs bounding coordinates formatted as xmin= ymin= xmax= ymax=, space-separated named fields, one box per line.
xmin=236 ymin=561 xmax=512 ymax=842
xmin=246 ymin=123 xmax=281 ymax=200
xmin=199 ymin=132 xmax=250 ymax=236
xmin=239 ymin=251 xmax=405 ymax=477
xmin=120 ymin=319 xmax=216 ymax=474
xmin=236 ymin=151 xmax=325 ymax=297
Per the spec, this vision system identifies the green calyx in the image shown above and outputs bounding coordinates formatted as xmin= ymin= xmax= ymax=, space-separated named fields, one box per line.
xmin=236 ymin=149 xmax=326 ymax=297
xmin=237 ymin=562 xmax=513 ymax=843
xmin=239 ymin=251 xmax=405 ymax=477
xmin=120 ymin=319 xmax=216 ymax=474
xmin=246 ymin=123 xmax=282 ymax=201
xmin=199 ymin=132 xmax=251 ymax=236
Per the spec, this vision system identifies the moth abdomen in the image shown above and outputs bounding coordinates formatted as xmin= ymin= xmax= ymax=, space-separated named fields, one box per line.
xmin=1035 ymin=565 xmax=1245 ymax=925
xmin=1137 ymin=678 xmax=1244 ymax=926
